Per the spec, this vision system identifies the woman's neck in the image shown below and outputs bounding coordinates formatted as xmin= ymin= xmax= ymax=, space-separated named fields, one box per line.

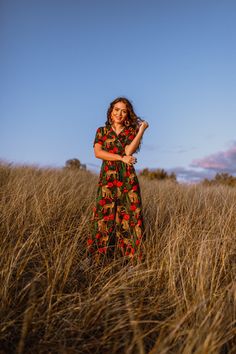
xmin=112 ymin=122 xmax=124 ymax=131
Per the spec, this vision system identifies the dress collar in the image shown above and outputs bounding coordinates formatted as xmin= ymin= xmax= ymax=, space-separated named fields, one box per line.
xmin=110 ymin=126 xmax=126 ymax=136
xmin=109 ymin=125 xmax=131 ymax=136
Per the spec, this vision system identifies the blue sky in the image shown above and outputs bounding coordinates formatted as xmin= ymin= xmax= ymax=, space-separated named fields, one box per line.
xmin=1 ymin=0 xmax=236 ymax=182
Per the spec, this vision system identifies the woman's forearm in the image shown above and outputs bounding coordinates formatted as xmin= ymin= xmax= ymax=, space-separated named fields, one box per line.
xmin=125 ymin=130 xmax=144 ymax=155
xmin=95 ymin=149 xmax=123 ymax=162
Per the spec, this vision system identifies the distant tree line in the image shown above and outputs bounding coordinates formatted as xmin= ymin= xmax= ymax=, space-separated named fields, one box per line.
xmin=64 ymin=161 xmax=236 ymax=188
xmin=65 ymin=159 xmax=86 ymax=170
xmin=139 ymin=168 xmax=177 ymax=182
xmin=202 ymin=172 xmax=236 ymax=187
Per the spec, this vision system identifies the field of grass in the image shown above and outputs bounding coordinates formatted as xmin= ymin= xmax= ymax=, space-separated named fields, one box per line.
xmin=0 ymin=163 xmax=235 ymax=353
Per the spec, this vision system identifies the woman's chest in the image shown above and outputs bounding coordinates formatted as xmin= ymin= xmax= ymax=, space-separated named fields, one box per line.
xmin=102 ymin=131 xmax=127 ymax=152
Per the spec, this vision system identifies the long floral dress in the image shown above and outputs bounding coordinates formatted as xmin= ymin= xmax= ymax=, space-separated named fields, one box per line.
xmin=87 ymin=124 xmax=144 ymax=264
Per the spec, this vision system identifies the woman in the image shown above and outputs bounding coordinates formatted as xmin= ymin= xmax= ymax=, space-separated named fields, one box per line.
xmin=87 ymin=97 xmax=149 ymax=265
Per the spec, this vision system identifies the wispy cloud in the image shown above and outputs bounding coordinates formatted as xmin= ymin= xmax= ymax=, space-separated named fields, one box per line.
xmin=176 ymin=146 xmax=197 ymax=154
xmin=167 ymin=141 xmax=236 ymax=183
xmin=168 ymin=166 xmax=215 ymax=183
xmin=190 ymin=141 xmax=236 ymax=174
xmin=143 ymin=144 xmax=197 ymax=154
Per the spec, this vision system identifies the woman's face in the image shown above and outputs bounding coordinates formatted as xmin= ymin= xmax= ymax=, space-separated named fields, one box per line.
xmin=111 ymin=101 xmax=128 ymax=125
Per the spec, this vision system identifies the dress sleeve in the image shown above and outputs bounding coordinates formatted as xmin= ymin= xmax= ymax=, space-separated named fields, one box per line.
xmin=93 ymin=127 xmax=104 ymax=147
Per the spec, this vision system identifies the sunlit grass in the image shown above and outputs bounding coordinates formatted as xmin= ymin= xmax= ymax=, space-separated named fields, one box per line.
xmin=0 ymin=163 xmax=235 ymax=353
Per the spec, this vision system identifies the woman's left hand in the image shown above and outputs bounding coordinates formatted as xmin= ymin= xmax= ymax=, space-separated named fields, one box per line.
xmin=139 ymin=120 xmax=149 ymax=132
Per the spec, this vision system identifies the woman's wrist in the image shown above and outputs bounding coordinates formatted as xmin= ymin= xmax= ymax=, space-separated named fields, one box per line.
xmin=137 ymin=128 xmax=145 ymax=136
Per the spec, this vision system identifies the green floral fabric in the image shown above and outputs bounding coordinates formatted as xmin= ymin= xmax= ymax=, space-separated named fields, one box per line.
xmin=87 ymin=124 xmax=144 ymax=264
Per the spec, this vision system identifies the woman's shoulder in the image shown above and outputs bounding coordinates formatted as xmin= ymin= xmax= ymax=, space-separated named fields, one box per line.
xmin=96 ymin=126 xmax=104 ymax=131
xmin=96 ymin=125 xmax=109 ymax=131
xmin=96 ymin=125 xmax=111 ymax=134
xmin=94 ymin=126 xmax=104 ymax=136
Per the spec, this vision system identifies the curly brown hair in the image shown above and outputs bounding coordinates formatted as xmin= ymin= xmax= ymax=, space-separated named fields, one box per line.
xmin=105 ymin=97 xmax=142 ymax=128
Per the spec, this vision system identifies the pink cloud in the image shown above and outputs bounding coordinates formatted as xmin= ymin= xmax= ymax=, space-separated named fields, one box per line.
xmin=191 ymin=142 xmax=236 ymax=173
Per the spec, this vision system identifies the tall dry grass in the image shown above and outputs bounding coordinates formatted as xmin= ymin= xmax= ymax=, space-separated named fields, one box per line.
xmin=0 ymin=163 xmax=235 ymax=353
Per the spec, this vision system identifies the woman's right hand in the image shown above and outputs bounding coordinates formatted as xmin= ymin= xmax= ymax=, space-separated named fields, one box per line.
xmin=121 ymin=155 xmax=137 ymax=165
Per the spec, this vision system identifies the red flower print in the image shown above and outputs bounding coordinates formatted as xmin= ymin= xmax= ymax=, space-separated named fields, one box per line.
xmin=131 ymin=247 xmax=135 ymax=255
xmin=102 ymin=135 xmax=107 ymax=141
xmin=119 ymin=240 xmax=125 ymax=248
xmin=98 ymin=247 xmax=108 ymax=254
xmin=136 ymin=239 xmax=140 ymax=246
xmin=123 ymin=214 xmax=130 ymax=220
xmin=124 ymin=129 xmax=129 ymax=136
xmin=130 ymin=204 xmax=137 ymax=211
xmin=132 ymin=185 xmax=138 ymax=191
xmin=107 ymin=182 xmax=113 ymax=188
xmin=113 ymin=179 xmax=117 ymax=186
xmin=125 ymin=171 xmax=130 ymax=177
xmin=104 ymin=165 xmax=109 ymax=171
xmin=87 ymin=239 xmax=93 ymax=245
xmin=123 ymin=188 xmax=128 ymax=193
xmin=137 ymin=219 xmax=142 ymax=226
xmin=95 ymin=233 xmax=101 ymax=239
xmin=103 ymin=215 xmax=109 ymax=221
xmin=99 ymin=199 xmax=106 ymax=206
xmin=129 ymin=135 xmax=134 ymax=140
xmin=116 ymin=181 xmax=123 ymax=187
xmin=109 ymin=214 xmax=115 ymax=220
xmin=113 ymin=147 xmax=118 ymax=153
